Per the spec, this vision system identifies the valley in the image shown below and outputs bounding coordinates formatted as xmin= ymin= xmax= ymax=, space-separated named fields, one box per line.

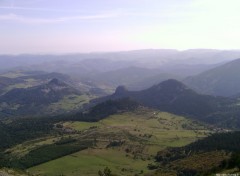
xmin=1 ymin=50 xmax=240 ymax=176
xmin=1 ymin=0 xmax=240 ymax=174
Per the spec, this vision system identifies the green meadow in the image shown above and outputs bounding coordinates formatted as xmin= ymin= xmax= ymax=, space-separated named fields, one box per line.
xmin=28 ymin=108 xmax=211 ymax=176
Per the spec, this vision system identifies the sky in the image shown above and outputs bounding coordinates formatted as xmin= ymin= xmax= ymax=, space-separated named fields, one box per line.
xmin=0 ymin=0 xmax=240 ymax=54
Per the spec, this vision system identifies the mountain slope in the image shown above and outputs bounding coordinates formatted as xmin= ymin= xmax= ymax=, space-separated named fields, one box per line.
xmin=94 ymin=79 xmax=237 ymax=127
xmin=127 ymin=72 xmax=181 ymax=90
xmin=184 ymin=58 xmax=240 ymax=97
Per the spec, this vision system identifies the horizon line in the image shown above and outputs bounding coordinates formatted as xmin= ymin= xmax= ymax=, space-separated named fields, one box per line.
xmin=1 ymin=48 xmax=240 ymax=56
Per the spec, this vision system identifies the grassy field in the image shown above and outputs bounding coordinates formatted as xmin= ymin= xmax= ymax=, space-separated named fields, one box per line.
xmin=47 ymin=94 xmax=94 ymax=113
xmin=1 ymin=75 xmax=42 ymax=93
xmin=4 ymin=83 xmax=33 ymax=92
xmin=0 ymin=71 xmax=27 ymax=78
xmin=29 ymin=148 xmax=150 ymax=176
xmin=63 ymin=121 xmax=100 ymax=131
xmin=3 ymin=78 xmax=38 ymax=93
xmin=28 ymin=108 xmax=211 ymax=176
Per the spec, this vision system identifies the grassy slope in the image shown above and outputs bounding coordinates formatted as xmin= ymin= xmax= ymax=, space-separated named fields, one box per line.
xmin=3 ymin=79 xmax=37 ymax=92
xmin=46 ymin=94 xmax=94 ymax=113
xmin=28 ymin=148 xmax=149 ymax=176
xmin=0 ymin=94 xmax=93 ymax=117
xmin=28 ymin=108 xmax=211 ymax=176
xmin=0 ymin=72 xmax=38 ymax=93
xmin=5 ymin=136 xmax=64 ymax=158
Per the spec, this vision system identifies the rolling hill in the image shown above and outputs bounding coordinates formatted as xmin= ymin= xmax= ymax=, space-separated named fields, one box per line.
xmin=0 ymin=78 xmax=80 ymax=105
xmin=184 ymin=58 xmax=240 ymax=97
xmin=0 ymin=78 xmax=84 ymax=117
xmin=0 ymin=71 xmax=74 ymax=94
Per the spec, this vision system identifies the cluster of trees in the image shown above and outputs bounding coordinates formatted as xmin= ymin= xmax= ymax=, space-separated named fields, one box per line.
xmin=0 ymin=118 xmax=54 ymax=150
xmin=228 ymin=152 xmax=240 ymax=170
xmin=185 ymin=131 xmax=240 ymax=152
xmin=78 ymin=98 xmax=140 ymax=121
xmin=156 ymin=131 xmax=240 ymax=161
xmin=7 ymin=140 xmax=92 ymax=169
xmin=98 ymin=167 xmax=112 ymax=176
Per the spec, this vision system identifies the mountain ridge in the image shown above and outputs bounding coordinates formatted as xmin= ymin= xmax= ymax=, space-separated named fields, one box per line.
xmin=184 ymin=58 xmax=240 ymax=97
xmin=93 ymin=79 xmax=237 ymax=128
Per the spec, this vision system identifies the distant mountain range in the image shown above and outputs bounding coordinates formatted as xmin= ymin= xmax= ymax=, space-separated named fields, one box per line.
xmin=1 ymin=49 xmax=240 ymax=81
xmin=3 ymin=49 xmax=240 ymax=95
xmin=1 ymin=49 xmax=240 ymax=70
xmin=82 ymin=66 xmax=181 ymax=91
xmin=184 ymin=58 xmax=240 ymax=97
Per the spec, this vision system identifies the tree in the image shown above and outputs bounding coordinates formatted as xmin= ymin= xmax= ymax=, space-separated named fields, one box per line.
xmin=98 ymin=167 xmax=112 ymax=176
xmin=229 ymin=152 xmax=240 ymax=170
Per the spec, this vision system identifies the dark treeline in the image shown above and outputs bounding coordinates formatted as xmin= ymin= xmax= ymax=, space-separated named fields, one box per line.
xmin=155 ymin=131 xmax=240 ymax=175
xmin=185 ymin=131 xmax=240 ymax=152
xmin=3 ymin=140 xmax=93 ymax=169
xmin=156 ymin=131 xmax=240 ymax=162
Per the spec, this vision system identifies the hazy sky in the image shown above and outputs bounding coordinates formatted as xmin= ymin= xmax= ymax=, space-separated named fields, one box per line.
xmin=0 ymin=0 xmax=240 ymax=54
